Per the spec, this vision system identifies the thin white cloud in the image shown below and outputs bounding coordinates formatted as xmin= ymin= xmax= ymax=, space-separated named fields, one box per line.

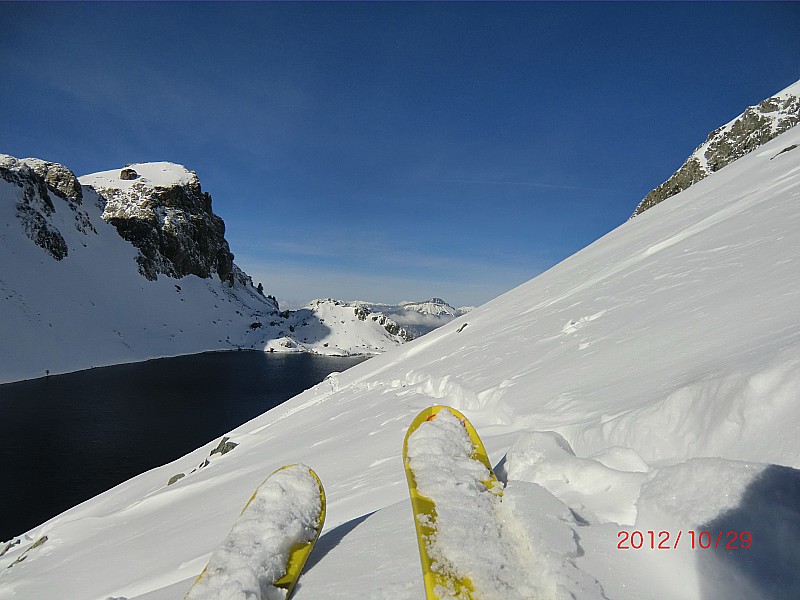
xmin=439 ymin=178 xmax=615 ymax=193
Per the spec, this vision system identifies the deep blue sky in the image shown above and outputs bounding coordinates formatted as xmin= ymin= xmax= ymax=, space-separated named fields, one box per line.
xmin=2 ymin=2 xmax=799 ymax=308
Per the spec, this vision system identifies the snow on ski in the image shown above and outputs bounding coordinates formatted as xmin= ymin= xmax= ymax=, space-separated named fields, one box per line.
xmin=403 ymin=405 xmax=540 ymax=600
xmin=184 ymin=464 xmax=325 ymax=600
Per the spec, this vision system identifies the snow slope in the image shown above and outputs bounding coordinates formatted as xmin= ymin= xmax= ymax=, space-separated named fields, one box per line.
xmin=2 ymin=127 xmax=800 ymax=599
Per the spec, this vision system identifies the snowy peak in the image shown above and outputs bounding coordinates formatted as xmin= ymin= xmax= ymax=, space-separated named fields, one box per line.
xmin=398 ymin=297 xmax=464 ymax=317
xmin=80 ymin=162 xmax=235 ymax=282
xmin=353 ymin=297 xmax=470 ymax=338
xmin=0 ymin=153 xmax=278 ymax=382
xmin=631 ymin=78 xmax=800 ymax=217
xmin=81 ymin=161 xmax=197 ymax=191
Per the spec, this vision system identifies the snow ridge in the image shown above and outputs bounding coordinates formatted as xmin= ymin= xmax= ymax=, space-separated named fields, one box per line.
xmin=353 ymin=298 xmax=470 ymax=338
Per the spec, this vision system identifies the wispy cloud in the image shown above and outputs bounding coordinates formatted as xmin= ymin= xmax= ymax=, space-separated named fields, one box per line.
xmin=438 ymin=178 xmax=615 ymax=193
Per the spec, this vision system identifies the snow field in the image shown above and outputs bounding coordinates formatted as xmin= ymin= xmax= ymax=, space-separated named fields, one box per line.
xmin=80 ymin=162 xmax=197 ymax=191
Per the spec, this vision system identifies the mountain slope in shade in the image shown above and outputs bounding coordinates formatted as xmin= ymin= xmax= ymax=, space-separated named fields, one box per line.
xmin=632 ymin=78 xmax=800 ymax=217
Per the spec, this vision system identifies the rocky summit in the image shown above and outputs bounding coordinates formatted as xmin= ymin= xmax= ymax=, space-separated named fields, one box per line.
xmin=631 ymin=79 xmax=800 ymax=218
xmin=80 ymin=162 xmax=236 ymax=283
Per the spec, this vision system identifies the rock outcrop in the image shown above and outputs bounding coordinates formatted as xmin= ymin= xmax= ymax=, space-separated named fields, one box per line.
xmin=0 ymin=155 xmax=94 ymax=260
xmin=631 ymin=80 xmax=800 ymax=218
xmin=81 ymin=163 xmax=236 ymax=283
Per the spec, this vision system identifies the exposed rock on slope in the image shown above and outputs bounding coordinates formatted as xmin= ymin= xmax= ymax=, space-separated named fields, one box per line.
xmin=81 ymin=162 xmax=236 ymax=282
xmin=631 ymin=79 xmax=800 ymax=217
xmin=15 ymin=157 xmax=83 ymax=202
xmin=0 ymin=155 xmax=93 ymax=260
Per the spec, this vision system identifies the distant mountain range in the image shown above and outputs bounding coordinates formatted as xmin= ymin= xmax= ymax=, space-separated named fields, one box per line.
xmin=632 ymin=79 xmax=800 ymax=218
xmin=0 ymin=157 xmax=463 ymax=383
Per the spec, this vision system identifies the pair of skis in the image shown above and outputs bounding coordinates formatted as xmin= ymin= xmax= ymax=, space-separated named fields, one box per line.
xmin=184 ymin=406 xmax=496 ymax=599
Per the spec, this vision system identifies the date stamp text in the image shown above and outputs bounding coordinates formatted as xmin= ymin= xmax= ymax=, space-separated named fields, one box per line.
xmin=617 ymin=530 xmax=753 ymax=550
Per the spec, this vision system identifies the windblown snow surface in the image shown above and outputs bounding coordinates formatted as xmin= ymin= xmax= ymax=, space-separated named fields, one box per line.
xmin=2 ymin=127 xmax=800 ymax=599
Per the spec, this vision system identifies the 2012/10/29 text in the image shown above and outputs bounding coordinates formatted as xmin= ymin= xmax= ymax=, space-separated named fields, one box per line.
xmin=617 ymin=530 xmax=753 ymax=550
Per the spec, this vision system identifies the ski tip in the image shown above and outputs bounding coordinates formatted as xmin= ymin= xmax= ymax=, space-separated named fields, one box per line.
xmin=272 ymin=464 xmax=326 ymax=508
xmin=403 ymin=405 xmax=497 ymax=477
xmin=403 ymin=405 xmax=467 ymax=446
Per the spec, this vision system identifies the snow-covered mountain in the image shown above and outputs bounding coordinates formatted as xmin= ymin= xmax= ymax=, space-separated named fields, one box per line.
xmin=261 ymin=298 xmax=410 ymax=355
xmin=631 ymin=79 xmax=800 ymax=217
xmin=80 ymin=162 xmax=239 ymax=283
xmin=398 ymin=298 xmax=465 ymax=317
xmin=3 ymin=107 xmax=799 ymax=597
xmin=353 ymin=297 xmax=471 ymax=337
xmin=0 ymin=157 xmax=413 ymax=383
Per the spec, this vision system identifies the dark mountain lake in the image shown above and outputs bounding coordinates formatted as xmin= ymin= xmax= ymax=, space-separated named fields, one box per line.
xmin=0 ymin=351 xmax=367 ymax=542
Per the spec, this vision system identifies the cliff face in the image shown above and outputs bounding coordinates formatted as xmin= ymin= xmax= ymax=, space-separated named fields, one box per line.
xmin=80 ymin=162 xmax=236 ymax=283
xmin=631 ymin=80 xmax=800 ymax=218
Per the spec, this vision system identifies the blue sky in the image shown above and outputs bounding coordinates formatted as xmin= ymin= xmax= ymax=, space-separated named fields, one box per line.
xmin=2 ymin=2 xmax=799 ymax=308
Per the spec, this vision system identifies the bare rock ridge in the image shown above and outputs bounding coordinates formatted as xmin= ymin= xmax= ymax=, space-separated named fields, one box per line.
xmin=631 ymin=79 xmax=800 ymax=218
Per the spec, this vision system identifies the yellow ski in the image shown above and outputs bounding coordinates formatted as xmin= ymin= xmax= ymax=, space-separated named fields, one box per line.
xmin=403 ymin=405 xmax=502 ymax=600
xmin=185 ymin=464 xmax=325 ymax=600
